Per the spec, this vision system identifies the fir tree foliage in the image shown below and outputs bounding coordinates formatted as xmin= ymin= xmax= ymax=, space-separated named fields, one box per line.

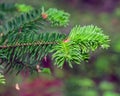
xmin=0 ymin=5 xmax=69 ymax=73
xmin=0 ymin=3 xmax=110 ymax=74
xmin=46 ymin=8 xmax=70 ymax=27
xmin=51 ymin=25 xmax=110 ymax=68
xmin=0 ymin=3 xmax=34 ymax=25
xmin=0 ymin=3 xmax=33 ymax=12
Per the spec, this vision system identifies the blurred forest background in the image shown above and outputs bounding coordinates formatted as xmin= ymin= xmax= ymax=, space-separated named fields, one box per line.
xmin=0 ymin=0 xmax=120 ymax=96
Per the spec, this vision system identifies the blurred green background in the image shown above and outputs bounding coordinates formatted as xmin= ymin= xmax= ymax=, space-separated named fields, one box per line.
xmin=0 ymin=0 xmax=120 ymax=96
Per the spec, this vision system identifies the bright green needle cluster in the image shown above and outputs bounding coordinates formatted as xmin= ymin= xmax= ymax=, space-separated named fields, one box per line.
xmin=0 ymin=74 xmax=5 ymax=85
xmin=51 ymin=25 xmax=110 ymax=68
xmin=15 ymin=4 xmax=33 ymax=12
xmin=46 ymin=8 xmax=70 ymax=27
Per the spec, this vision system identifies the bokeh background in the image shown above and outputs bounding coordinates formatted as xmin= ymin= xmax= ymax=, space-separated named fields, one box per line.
xmin=0 ymin=0 xmax=120 ymax=96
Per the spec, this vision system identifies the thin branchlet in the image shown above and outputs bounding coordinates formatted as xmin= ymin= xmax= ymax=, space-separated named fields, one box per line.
xmin=0 ymin=41 xmax=58 ymax=49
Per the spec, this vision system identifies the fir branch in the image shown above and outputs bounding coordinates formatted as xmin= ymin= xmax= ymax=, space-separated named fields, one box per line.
xmin=0 ymin=41 xmax=57 ymax=49
xmin=0 ymin=9 xmax=44 ymax=35
xmin=51 ymin=25 xmax=110 ymax=68
xmin=0 ymin=4 xmax=110 ymax=74
xmin=0 ymin=32 xmax=66 ymax=73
